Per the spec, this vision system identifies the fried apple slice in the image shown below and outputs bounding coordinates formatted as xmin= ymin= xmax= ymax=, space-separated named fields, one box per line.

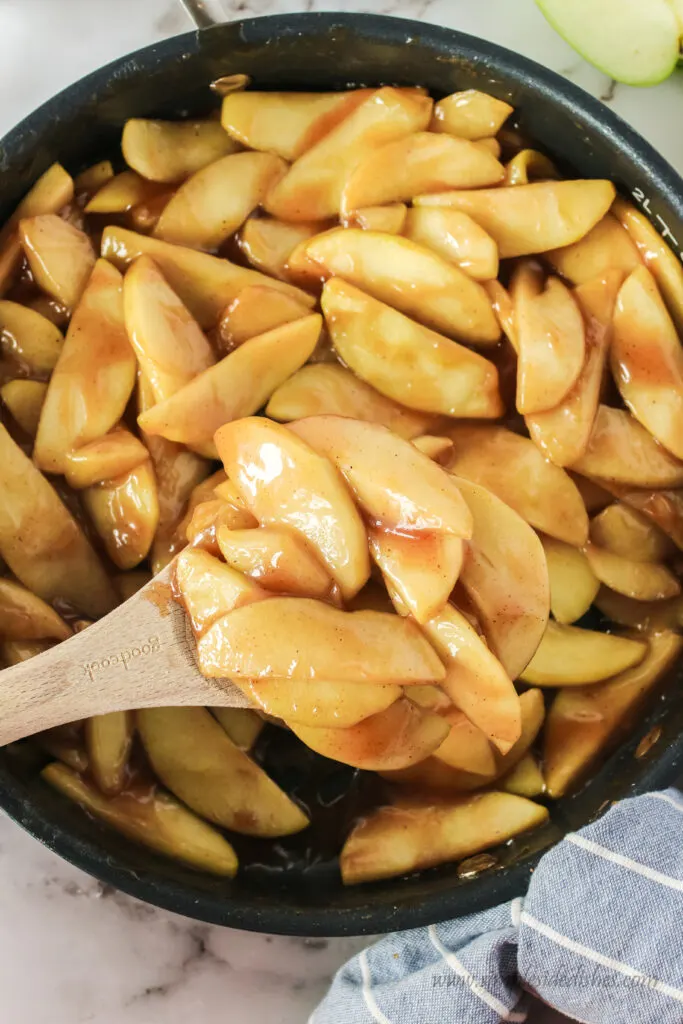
xmin=544 ymin=631 xmax=683 ymax=797
xmin=351 ymin=204 xmax=407 ymax=234
xmin=154 ymin=152 xmax=287 ymax=249
xmin=290 ymin=698 xmax=449 ymax=771
xmin=526 ymin=272 xmax=618 ymax=466
xmin=431 ymin=90 xmax=513 ymax=140
xmin=0 ymin=424 xmax=116 ymax=616
xmin=221 ymin=88 xmax=374 ymax=161
xmin=447 ymin=425 xmax=589 ymax=546
xmin=412 ymin=435 xmax=454 ymax=462
xmin=43 ymin=762 xmax=238 ymax=876
xmin=198 ymin=598 xmax=445 ymax=683
xmin=239 ymin=218 xmax=322 ymax=281
xmin=19 ymin=214 xmax=95 ymax=310
xmin=174 ymin=548 xmax=269 ymax=638
xmin=101 ymin=226 xmax=314 ymax=328
xmin=404 ymin=207 xmax=499 ymax=281
xmin=265 ymin=363 xmax=436 ymax=438
xmin=504 ymin=149 xmax=559 ymax=186
xmin=218 ymin=285 xmax=311 ymax=350
xmin=0 ymin=300 xmax=63 ymax=373
xmin=34 ymin=260 xmax=136 ymax=474
xmin=122 ymin=118 xmax=238 ymax=183
xmin=594 ymin=586 xmax=683 ymax=631
xmin=244 ymin=677 xmax=401 ymax=729
xmin=611 ymin=486 xmax=683 ymax=550
xmin=211 ymin=707 xmax=264 ymax=752
xmin=340 ymin=791 xmax=547 ymax=884
xmin=185 ymin=498 xmax=258 ymax=556
xmin=291 ymin=415 xmax=473 ymax=537
xmin=1 ymin=380 xmax=46 ymax=437
xmin=85 ymin=171 xmax=167 ymax=214
xmin=494 ymin=687 xmax=545 ymax=777
xmin=571 ymin=405 xmax=683 ymax=488
xmin=215 ymin=416 xmax=370 ymax=598
xmin=571 ymin=473 xmax=613 ymax=514
xmin=123 ymin=255 xmax=215 ymax=402
xmin=321 ymin=278 xmax=502 ymax=415
xmin=546 ymin=213 xmax=641 ymax=284
xmin=138 ymin=706 xmax=308 ymax=837
xmin=422 ymin=604 xmax=521 ymax=753
xmin=541 ymin=536 xmax=599 ymax=624
xmin=431 ymin=707 xmax=497 ymax=776
xmin=83 ymin=459 xmax=159 ymax=570
xmin=414 ymin=180 xmax=616 ymax=258
xmin=137 ymin=314 xmax=321 ymax=456
xmin=64 ymin=427 xmax=149 ymax=490
xmin=85 ymin=712 xmax=133 ymax=796
xmin=35 ymin=723 xmax=88 ymax=772
xmin=583 ymin=541 xmax=680 ymax=601
xmin=0 ymin=163 xmax=73 ymax=295
xmin=341 ymin=132 xmax=503 ymax=214
xmin=0 ymin=578 xmax=71 ymax=641
xmin=485 ymin=279 xmax=518 ymax=349
xmin=501 ymin=755 xmax=545 ymax=798
xmin=369 ymin=529 xmax=463 ymax=623
xmin=521 ymin=620 xmax=647 ymax=686
xmin=612 ymin=266 xmax=683 ymax=459
xmin=591 ymin=503 xmax=675 ymax=563
xmin=75 ymin=160 xmax=115 ymax=195
xmin=217 ymin=525 xmax=333 ymax=599
xmin=408 ymin=684 xmax=452 ymax=713
xmin=306 ymin=229 xmax=500 ymax=344
xmin=612 ymin=197 xmax=683 ymax=333
xmin=265 ymin=87 xmax=432 ymax=221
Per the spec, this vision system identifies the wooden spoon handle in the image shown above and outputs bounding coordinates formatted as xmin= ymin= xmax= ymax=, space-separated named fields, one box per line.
xmin=0 ymin=566 xmax=250 ymax=746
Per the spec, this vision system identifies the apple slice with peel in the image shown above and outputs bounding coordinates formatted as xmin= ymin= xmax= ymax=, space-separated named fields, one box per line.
xmin=243 ymin=677 xmax=401 ymax=729
xmin=447 ymin=424 xmax=589 ymax=546
xmin=544 ymin=631 xmax=683 ymax=798
xmin=546 ymin=214 xmax=641 ymax=285
xmin=215 ymin=417 xmax=369 ymax=599
xmin=583 ymin=541 xmax=680 ymax=601
xmin=217 ymin=525 xmax=333 ymax=599
xmin=594 ymin=586 xmax=683 ymax=632
xmin=612 ymin=198 xmax=683 ymax=334
xmin=369 ymin=528 xmax=464 ymax=624
xmin=612 ymin=266 xmax=683 ymax=460
xmin=422 ymin=604 xmax=522 ymax=754
xmin=404 ymin=208 xmax=499 ymax=282
xmin=218 ymin=285 xmax=311 ymax=350
xmin=290 ymin=415 xmax=473 ymax=537
xmin=266 ymin=364 xmax=437 ymax=439
xmin=535 ymin=0 xmax=680 ymax=87
xmin=520 ymin=620 xmax=647 ymax=686
xmin=321 ymin=279 xmax=503 ymax=416
xmin=590 ymin=503 xmax=675 ymax=563
xmin=430 ymin=90 xmax=513 ymax=141
xmin=174 ymin=548 xmax=269 ymax=637
xmin=197 ymin=598 xmax=446 ymax=684
xmin=450 ymin=476 xmax=550 ymax=680
xmin=570 ymin=405 xmax=683 ymax=488
xmin=340 ymin=791 xmax=548 ymax=884
xmin=289 ymin=698 xmax=449 ymax=772
xmin=541 ymin=536 xmax=600 ymax=625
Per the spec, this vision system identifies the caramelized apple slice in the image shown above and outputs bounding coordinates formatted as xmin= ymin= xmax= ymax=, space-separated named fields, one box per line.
xmin=218 ymin=285 xmax=311 ymax=350
xmin=122 ymin=118 xmax=238 ymax=183
xmin=101 ymin=226 xmax=313 ymax=328
xmin=501 ymin=755 xmax=545 ymax=798
xmin=244 ymin=677 xmax=401 ymax=729
xmin=215 ymin=417 xmax=369 ymax=599
xmin=289 ymin=698 xmax=449 ymax=771
xmin=85 ymin=171 xmax=167 ymax=214
xmin=174 ymin=548 xmax=269 ymax=637
xmin=430 ymin=708 xmax=496 ymax=776
xmin=594 ymin=586 xmax=683 ymax=631
xmin=493 ymin=688 xmax=546 ymax=780
xmin=154 ymin=152 xmax=287 ymax=249
xmin=351 ymin=204 xmax=407 ymax=234
xmin=34 ymin=260 xmax=136 ymax=473
xmin=221 ymin=88 xmax=374 ymax=161
xmin=291 ymin=415 xmax=473 ymax=537
xmin=321 ymin=279 xmax=503 ymax=415
xmin=369 ymin=529 xmax=463 ymax=623
xmin=198 ymin=598 xmax=445 ymax=683
xmin=20 ymin=214 xmax=95 ymax=310
xmin=341 ymin=131 xmax=503 ymax=214
xmin=584 ymin=541 xmax=680 ymax=601
xmin=0 ymin=300 xmax=63 ymax=373
xmin=521 ymin=620 xmax=647 ymax=686
xmin=611 ymin=485 xmax=683 ymax=551
xmin=612 ymin=266 xmax=683 ymax=459
xmin=541 ymin=536 xmax=599 ymax=624
xmin=239 ymin=218 xmax=322 ymax=280
xmin=404 ymin=208 xmax=499 ymax=281
xmin=306 ymin=228 xmax=500 ymax=345
xmin=544 ymin=631 xmax=683 ymax=797
xmin=265 ymin=363 xmax=436 ymax=438
xmin=590 ymin=503 xmax=675 ymax=563
xmin=431 ymin=90 xmax=513 ymax=140
xmin=447 ymin=425 xmax=589 ymax=546
xmin=43 ymin=762 xmax=238 ymax=876
xmin=452 ymin=476 xmax=550 ymax=680
xmin=504 ymin=149 xmax=559 ymax=186
xmin=340 ymin=791 xmax=547 ymax=884
xmin=1 ymin=380 xmax=46 ymax=437
xmin=571 ymin=473 xmax=613 ymax=514
xmin=75 ymin=160 xmax=114 ymax=195
xmin=414 ymin=180 xmax=616 ymax=258
xmin=571 ymin=405 xmax=683 ymax=488
xmin=265 ymin=87 xmax=432 ymax=220
xmin=85 ymin=712 xmax=133 ymax=796
xmin=184 ymin=498 xmax=258 ymax=556
xmin=547 ymin=213 xmax=641 ymax=284
xmin=83 ymin=460 xmax=159 ymax=570
xmin=138 ymin=314 xmax=321 ymax=456
xmin=412 ymin=435 xmax=454 ymax=462
xmin=123 ymin=256 xmax=215 ymax=402
xmin=64 ymin=427 xmax=149 ymax=490
xmin=0 ymin=578 xmax=71 ymax=641
xmin=211 ymin=707 xmax=263 ymax=752
xmin=217 ymin=525 xmax=333 ymax=599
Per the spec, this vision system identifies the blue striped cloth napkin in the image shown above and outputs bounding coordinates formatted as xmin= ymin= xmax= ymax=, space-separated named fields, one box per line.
xmin=311 ymin=788 xmax=683 ymax=1024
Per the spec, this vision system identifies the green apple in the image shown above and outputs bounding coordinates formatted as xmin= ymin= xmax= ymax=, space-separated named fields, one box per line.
xmin=536 ymin=0 xmax=680 ymax=86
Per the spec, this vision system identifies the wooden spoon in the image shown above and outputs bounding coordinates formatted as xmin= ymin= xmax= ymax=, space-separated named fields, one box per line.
xmin=0 ymin=563 xmax=251 ymax=746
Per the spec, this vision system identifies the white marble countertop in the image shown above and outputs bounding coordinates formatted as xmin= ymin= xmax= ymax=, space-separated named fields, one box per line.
xmin=0 ymin=2 xmax=682 ymax=1022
